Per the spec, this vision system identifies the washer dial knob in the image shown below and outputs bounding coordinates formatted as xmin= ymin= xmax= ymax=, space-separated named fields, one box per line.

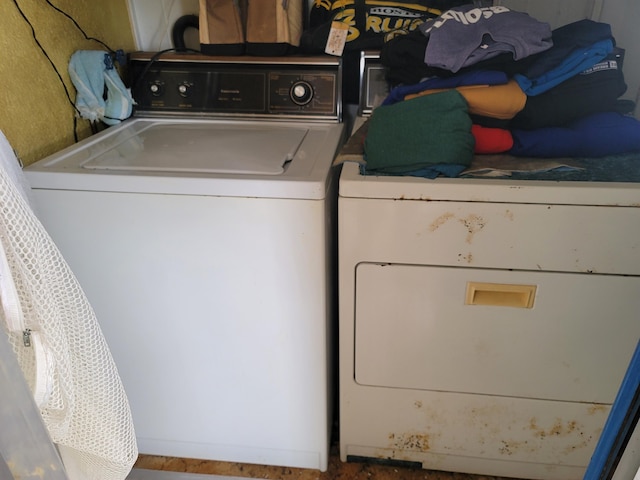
xmin=149 ymin=81 xmax=164 ymax=97
xmin=178 ymin=82 xmax=193 ymax=98
xmin=290 ymin=81 xmax=313 ymax=106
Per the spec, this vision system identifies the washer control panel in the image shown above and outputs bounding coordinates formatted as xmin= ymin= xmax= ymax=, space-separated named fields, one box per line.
xmin=130 ymin=53 xmax=342 ymax=121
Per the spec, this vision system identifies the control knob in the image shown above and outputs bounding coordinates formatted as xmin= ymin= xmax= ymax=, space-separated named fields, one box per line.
xmin=148 ymin=81 xmax=164 ymax=97
xmin=290 ymin=81 xmax=313 ymax=106
xmin=178 ymin=82 xmax=193 ymax=98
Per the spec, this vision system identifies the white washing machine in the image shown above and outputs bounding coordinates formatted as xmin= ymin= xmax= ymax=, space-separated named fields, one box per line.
xmin=338 ymin=53 xmax=640 ymax=479
xmin=24 ymin=54 xmax=344 ymax=471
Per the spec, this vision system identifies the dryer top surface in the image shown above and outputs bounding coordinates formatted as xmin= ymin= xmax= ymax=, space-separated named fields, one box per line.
xmin=340 ymin=117 xmax=640 ymax=207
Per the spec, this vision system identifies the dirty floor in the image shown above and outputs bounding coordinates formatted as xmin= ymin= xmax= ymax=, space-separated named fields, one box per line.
xmin=134 ymin=442 xmax=522 ymax=480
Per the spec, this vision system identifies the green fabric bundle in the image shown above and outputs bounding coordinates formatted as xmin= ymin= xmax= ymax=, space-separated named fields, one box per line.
xmin=364 ymin=90 xmax=475 ymax=174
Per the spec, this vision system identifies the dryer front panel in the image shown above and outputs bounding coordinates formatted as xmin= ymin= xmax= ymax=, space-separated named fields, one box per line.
xmin=354 ymin=262 xmax=640 ymax=403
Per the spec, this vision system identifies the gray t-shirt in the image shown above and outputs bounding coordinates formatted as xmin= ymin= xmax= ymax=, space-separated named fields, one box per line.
xmin=420 ymin=5 xmax=552 ymax=73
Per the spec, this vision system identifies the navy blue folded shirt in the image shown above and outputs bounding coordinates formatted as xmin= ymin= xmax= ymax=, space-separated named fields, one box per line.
xmin=382 ymin=70 xmax=508 ymax=106
xmin=521 ymin=19 xmax=614 ymax=79
xmin=510 ymin=112 xmax=640 ymax=158
xmin=512 ymin=54 xmax=627 ymax=129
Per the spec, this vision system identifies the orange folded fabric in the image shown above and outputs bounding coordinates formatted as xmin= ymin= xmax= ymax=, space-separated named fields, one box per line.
xmin=405 ymin=79 xmax=526 ymax=120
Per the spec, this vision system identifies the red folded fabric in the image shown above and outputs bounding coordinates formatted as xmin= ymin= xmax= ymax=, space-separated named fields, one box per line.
xmin=472 ymin=124 xmax=514 ymax=154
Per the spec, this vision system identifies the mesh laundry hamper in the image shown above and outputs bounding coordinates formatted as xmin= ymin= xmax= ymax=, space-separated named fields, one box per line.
xmin=0 ymin=130 xmax=137 ymax=480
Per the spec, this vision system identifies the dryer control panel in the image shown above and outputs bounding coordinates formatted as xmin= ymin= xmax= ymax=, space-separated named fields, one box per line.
xmin=129 ymin=53 xmax=342 ymax=121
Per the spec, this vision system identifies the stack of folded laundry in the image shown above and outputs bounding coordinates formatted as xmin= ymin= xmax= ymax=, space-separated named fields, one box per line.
xmin=364 ymin=5 xmax=640 ymax=177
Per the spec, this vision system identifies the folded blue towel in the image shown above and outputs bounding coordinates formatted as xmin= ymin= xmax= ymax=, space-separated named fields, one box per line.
xmin=510 ymin=112 xmax=640 ymax=158
xmin=382 ymin=70 xmax=509 ymax=106
xmin=514 ymin=39 xmax=614 ymax=96
xmin=68 ymin=50 xmax=133 ymax=126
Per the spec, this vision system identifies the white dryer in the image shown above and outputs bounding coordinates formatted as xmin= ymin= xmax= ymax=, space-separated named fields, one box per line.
xmin=25 ymin=54 xmax=344 ymax=471
xmin=338 ymin=53 xmax=640 ymax=479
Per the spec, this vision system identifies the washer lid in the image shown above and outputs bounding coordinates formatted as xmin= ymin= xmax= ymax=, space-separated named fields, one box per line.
xmin=83 ymin=123 xmax=308 ymax=175
xmin=24 ymin=118 xmax=345 ymax=199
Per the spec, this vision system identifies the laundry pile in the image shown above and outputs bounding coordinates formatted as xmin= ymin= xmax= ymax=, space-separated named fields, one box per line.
xmin=365 ymin=5 xmax=640 ymax=177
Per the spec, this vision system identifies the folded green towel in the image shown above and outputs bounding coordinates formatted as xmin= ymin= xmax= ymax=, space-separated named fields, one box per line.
xmin=364 ymin=90 xmax=474 ymax=174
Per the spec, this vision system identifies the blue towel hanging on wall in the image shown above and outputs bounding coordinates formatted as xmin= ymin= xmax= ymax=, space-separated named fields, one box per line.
xmin=68 ymin=50 xmax=133 ymax=126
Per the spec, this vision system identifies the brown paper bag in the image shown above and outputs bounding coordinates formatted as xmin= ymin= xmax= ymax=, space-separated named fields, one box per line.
xmin=199 ymin=0 xmax=247 ymax=55
xmin=245 ymin=0 xmax=303 ymax=56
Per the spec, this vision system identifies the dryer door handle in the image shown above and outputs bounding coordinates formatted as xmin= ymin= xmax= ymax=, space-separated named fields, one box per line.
xmin=465 ymin=282 xmax=537 ymax=309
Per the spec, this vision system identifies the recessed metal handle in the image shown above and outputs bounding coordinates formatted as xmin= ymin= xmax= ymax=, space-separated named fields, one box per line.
xmin=465 ymin=282 xmax=537 ymax=308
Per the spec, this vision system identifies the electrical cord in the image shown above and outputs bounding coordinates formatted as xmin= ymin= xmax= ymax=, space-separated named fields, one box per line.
xmin=14 ymin=0 xmax=201 ymax=134
xmin=12 ymin=0 xmax=128 ymax=140
xmin=132 ymin=48 xmax=201 ymax=94
xmin=45 ymin=1 xmax=130 ymax=126
xmin=44 ymin=0 xmax=115 ymax=53
xmin=46 ymin=0 xmax=134 ymax=128
xmin=11 ymin=0 xmax=83 ymax=141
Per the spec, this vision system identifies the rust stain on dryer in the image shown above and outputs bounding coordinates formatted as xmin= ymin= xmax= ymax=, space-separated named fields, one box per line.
xmin=528 ymin=417 xmax=580 ymax=439
xmin=429 ymin=212 xmax=487 ymax=244
xmin=429 ymin=212 xmax=455 ymax=232
xmin=494 ymin=417 xmax=595 ymax=458
xmin=588 ymin=404 xmax=607 ymax=415
xmin=458 ymin=214 xmax=487 ymax=243
xmin=388 ymin=432 xmax=431 ymax=452
xmin=504 ymin=209 xmax=515 ymax=221
xmin=458 ymin=252 xmax=474 ymax=264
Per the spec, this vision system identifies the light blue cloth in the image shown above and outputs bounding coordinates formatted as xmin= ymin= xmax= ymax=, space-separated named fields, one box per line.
xmin=68 ymin=50 xmax=133 ymax=126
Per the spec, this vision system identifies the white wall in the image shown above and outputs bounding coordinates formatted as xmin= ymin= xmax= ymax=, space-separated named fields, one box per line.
xmin=127 ymin=0 xmax=198 ymax=51
xmin=598 ymin=0 xmax=640 ymax=112
xmin=126 ymin=0 xmax=314 ymax=51
xmin=498 ymin=0 xmax=638 ymax=113
xmin=497 ymin=0 xmax=598 ymax=28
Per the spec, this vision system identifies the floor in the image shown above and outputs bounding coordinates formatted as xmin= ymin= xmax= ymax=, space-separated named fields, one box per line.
xmin=134 ymin=441 xmax=522 ymax=480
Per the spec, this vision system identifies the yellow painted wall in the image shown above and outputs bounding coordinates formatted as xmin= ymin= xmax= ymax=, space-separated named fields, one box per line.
xmin=0 ymin=0 xmax=135 ymax=166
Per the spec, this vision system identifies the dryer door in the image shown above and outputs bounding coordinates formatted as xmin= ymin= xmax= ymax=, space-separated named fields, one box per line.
xmin=354 ymin=262 xmax=640 ymax=404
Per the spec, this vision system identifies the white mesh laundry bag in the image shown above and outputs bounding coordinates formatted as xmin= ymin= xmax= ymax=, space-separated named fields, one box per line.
xmin=0 ymin=130 xmax=138 ymax=480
